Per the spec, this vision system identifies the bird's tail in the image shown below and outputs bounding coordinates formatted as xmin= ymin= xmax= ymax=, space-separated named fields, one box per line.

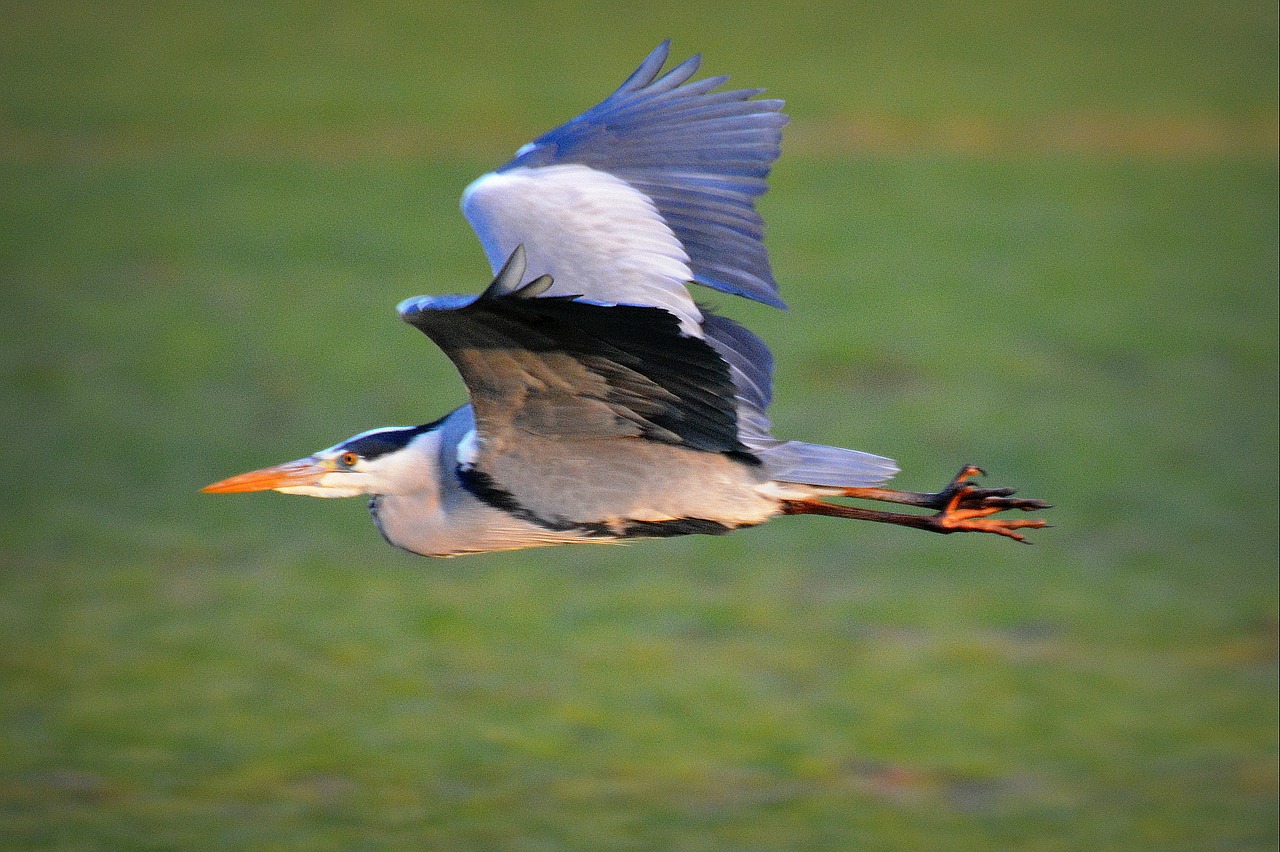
xmin=748 ymin=438 xmax=900 ymax=489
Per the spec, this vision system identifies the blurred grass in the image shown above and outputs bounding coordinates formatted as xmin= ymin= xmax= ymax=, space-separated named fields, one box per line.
xmin=2 ymin=1 xmax=1277 ymax=849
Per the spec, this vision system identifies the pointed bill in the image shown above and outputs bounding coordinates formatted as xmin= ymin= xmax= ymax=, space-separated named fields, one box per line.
xmin=202 ymin=458 xmax=327 ymax=494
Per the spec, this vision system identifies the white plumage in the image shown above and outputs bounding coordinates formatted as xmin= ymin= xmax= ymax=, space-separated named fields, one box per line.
xmin=203 ymin=42 xmax=1050 ymax=554
xmin=463 ymin=165 xmax=703 ymax=333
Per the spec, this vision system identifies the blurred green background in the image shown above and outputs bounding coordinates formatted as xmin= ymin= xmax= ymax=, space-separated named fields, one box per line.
xmin=2 ymin=1 xmax=1276 ymax=848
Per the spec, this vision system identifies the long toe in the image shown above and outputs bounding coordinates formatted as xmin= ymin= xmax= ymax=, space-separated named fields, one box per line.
xmin=933 ymin=490 xmax=1051 ymax=541
xmin=946 ymin=517 xmax=1050 ymax=543
xmin=959 ymin=493 xmax=1053 ymax=512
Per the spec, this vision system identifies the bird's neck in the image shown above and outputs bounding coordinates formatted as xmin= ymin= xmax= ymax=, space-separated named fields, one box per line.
xmin=355 ymin=428 xmax=447 ymax=497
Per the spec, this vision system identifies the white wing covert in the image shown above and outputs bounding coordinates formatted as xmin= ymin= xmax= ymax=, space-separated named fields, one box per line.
xmin=461 ymin=41 xmax=788 ymax=335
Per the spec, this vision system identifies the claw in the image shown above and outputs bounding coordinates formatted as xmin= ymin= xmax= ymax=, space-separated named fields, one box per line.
xmin=963 ymin=495 xmax=1051 ymax=512
xmin=939 ymin=467 xmax=1049 ymax=516
xmin=932 ymin=483 xmax=1049 ymax=541
xmin=936 ymin=464 xmax=986 ymax=499
xmin=823 ymin=465 xmax=1051 ymax=542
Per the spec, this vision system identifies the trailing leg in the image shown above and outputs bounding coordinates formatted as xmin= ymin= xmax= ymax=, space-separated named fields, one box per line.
xmin=843 ymin=464 xmax=1050 ymax=514
xmin=781 ymin=465 xmax=1051 ymax=543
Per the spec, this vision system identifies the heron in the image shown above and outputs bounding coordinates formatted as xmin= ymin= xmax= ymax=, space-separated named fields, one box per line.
xmin=203 ymin=42 xmax=1049 ymax=557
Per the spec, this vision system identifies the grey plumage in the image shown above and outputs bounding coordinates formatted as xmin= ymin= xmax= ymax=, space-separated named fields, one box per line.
xmin=203 ymin=43 xmax=1050 ymax=553
xmin=383 ymin=244 xmax=781 ymax=555
xmin=400 ymin=247 xmax=745 ymax=455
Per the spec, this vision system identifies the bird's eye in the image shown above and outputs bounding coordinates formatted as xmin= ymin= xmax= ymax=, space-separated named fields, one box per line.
xmin=339 ymin=451 xmax=360 ymax=468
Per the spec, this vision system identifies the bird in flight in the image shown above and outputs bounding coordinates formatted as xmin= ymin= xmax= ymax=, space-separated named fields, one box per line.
xmin=203 ymin=42 xmax=1049 ymax=556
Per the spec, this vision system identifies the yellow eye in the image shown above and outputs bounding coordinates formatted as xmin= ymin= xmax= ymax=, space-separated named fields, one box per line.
xmin=339 ymin=451 xmax=359 ymax=467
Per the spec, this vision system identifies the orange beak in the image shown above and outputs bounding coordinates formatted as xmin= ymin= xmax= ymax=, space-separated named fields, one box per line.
xmin=201 ymin=458 xmax=328 ymax=494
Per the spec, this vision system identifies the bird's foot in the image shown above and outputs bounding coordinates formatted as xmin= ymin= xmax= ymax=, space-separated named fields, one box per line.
xmin=925 ymin=465 xmax=1051 ymax=542
xmin=933 ymin=464 xmax=1051 ymax=513
xmin=828 ymin=464 xmax=1051 ymax=542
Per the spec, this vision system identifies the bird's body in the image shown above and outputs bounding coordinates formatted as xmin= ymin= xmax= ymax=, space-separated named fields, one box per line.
xmin=204 ymin=43 xmax=1049 ymax=554
xmin=365 ymin=407 xmax=779 ymax=557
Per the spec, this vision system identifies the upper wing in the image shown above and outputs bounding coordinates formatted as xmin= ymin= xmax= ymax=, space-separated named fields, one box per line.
xmin=398 ymin=247 xmax=745 ymax=465
xmin=461 ymin=41 xmax=788 ymax=335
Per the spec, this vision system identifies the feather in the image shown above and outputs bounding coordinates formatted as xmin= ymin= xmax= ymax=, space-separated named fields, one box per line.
xmin=461 ymin=41 xmax=788 ymax=333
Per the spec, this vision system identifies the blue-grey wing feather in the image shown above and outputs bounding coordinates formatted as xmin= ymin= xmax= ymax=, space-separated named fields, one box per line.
xmin=701 ymin=312 xmax=899 ymax=487
xmin=499 ymin=41 xmax=788 ymax=309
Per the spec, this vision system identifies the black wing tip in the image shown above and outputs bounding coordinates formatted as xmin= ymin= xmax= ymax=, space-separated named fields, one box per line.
xmin=479 ymin=245 xmax=556 ymax=302
xmin=480 ymin=244 xmax=528 ymax=299
xmin=402 ymin=245 xmax=557 ymax=326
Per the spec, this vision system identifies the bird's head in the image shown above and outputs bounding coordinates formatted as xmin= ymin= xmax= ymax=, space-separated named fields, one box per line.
xmin=202 ymin=424 xmax=441 ymax=498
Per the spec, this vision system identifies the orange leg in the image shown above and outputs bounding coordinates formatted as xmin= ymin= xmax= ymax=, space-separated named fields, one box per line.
xmin=843 ymin=464 xmax=1048 ymax=512
xmin=782 ymin=464 xmax=1051 ymax=543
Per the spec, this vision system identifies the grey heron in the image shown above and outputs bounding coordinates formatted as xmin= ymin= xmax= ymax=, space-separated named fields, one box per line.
xmin=203 ymin=42 xmax=1049 ymax=556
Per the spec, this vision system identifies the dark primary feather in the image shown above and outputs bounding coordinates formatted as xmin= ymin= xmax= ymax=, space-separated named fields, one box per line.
xmin=700 ymin=312 xmax=774 ymax=414
xmin=498 ymin=40 xmax=789 ymax=309
xmin=398 ymin=262 xmax=745 ymax=459
xmin=700 ymin=310 xmax=900 ymax=486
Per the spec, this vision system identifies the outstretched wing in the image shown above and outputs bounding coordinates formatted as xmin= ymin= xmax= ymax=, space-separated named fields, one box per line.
xmin=461 ymin=41 xmax=788 ymax=334
xmin=398 ymin=247 xmax=745 ymax=467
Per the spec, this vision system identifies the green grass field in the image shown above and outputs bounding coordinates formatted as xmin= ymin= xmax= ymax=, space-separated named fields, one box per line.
xmin=3 ymin=2 xmax=1277 ymax=848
